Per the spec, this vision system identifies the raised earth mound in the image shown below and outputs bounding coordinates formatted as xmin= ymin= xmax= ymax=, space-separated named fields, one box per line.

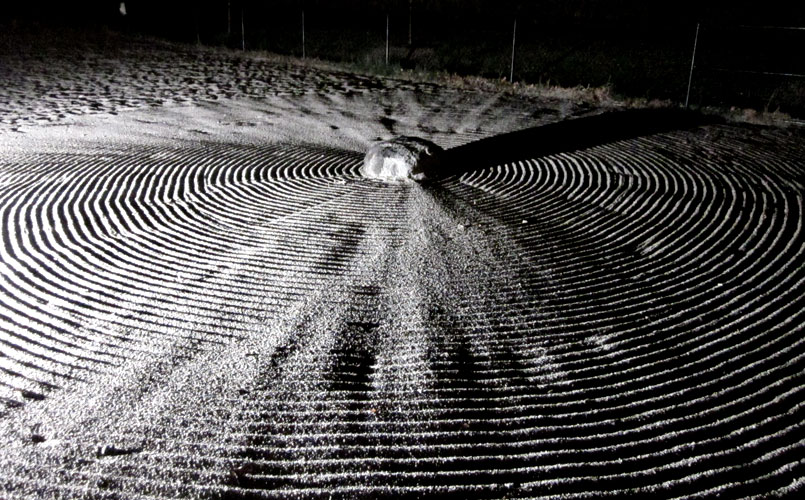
xmin=360 ymin=136 xmax=445 ymax=182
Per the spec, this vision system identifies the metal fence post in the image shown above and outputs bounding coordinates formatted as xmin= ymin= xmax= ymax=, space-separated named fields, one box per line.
xmin=240 ymin=7 xmax=245 ymax=51
xmin=510 ymin=18 xmax=517 ymax=83
xmin=408 ymin=0 xmax=412 ymax=46
xmin=194 ymin=7 xmax=200 ymax=45
xmin=302 ymin=10 xmax=306 ymax=59
xmin=386 ymin=14 xmax=390 ymax=65
xmin=685 ymin=22 xmax=701 ymax=108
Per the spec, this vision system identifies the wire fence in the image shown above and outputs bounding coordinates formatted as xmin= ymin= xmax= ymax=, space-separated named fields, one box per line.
xmin=686 ymin=24 xmax=805 ymax=113
xmin=112 ymin=1 xmax=805 ymax=115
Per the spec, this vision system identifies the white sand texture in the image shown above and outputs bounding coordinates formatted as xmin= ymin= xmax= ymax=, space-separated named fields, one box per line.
xmin=0 ymin=27 xmax=804 ymax=499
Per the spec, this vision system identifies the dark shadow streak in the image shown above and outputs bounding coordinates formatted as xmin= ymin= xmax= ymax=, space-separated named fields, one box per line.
xmin=440 ymin=108 xmax=722 ymax=178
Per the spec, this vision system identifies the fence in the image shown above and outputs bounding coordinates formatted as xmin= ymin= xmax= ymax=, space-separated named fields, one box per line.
xmin=685 ymin=24 xmax=805 ymax=114
xmin=123 ymin=2 xmax=805 ymax=116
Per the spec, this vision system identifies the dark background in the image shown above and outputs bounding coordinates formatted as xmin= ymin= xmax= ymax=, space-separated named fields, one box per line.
xmin=4 ymin=1 xmax=804 ymax=28
xmin=3 ymin=1 xmax=804 ymax=113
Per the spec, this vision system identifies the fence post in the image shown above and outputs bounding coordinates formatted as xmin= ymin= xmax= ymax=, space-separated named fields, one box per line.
xmin=510 ymin=18 xmax=517 ymax=83
xmin=302 ymin=10 xmax=306 ymax=59
xmin=685 ymin=22 xmax=701 ymax=108
xmin=408 ymin=0 xmax=412 ymax=46
xmin=227 ymin=1 xmax=231 ymax=36
xmin=194 ymin=7 xmax=200 ymax=45
xmin=240 ymin=7 xmax=245 ymax=51
xmin=386 ymin=14 xmax=390 ymax=65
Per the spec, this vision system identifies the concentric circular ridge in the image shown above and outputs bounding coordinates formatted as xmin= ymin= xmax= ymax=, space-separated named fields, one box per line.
xmin=0 ymin=124 xmax=803 ymax=499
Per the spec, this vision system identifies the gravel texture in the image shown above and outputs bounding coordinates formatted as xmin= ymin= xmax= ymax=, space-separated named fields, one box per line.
xmin=0 ymin=27 xmax=803 ymax=500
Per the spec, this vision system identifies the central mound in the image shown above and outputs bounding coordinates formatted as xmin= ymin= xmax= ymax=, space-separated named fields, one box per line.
xmin=360 ymin=136 xmax=444 ymax=182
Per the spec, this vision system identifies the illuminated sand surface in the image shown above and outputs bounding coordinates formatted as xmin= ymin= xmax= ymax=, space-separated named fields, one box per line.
xmin=0 ymin=31 xmax=803 ymax=499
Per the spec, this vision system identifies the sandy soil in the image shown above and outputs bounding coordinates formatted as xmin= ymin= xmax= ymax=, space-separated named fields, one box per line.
xmin=0 ymin=27 xmax=803 ymax=499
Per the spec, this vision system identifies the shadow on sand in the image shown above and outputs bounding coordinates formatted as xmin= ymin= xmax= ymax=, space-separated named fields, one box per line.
xmin=440 ymin=108 xmax=720 ymax=178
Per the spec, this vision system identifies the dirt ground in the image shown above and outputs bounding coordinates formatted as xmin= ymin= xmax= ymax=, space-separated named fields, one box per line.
xmin=0 ymin=27 xmax=803 ymax=499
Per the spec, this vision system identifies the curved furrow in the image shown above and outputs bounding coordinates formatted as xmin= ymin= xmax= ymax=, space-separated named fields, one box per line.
xmin=0 ymin=121 xmax=802 ymax=499
xmin=0 ymin=145 xmax=366 ymax=408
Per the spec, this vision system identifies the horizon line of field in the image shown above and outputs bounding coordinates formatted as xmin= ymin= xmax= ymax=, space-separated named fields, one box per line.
xmin=155 ymin=6 xmax=805 ymax=112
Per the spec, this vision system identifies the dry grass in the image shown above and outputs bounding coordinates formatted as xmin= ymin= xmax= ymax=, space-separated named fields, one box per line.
xmin=715 ymin=106 xmax=800 ymax=128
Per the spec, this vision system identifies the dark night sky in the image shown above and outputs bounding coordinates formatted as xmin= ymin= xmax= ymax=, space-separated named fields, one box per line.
xmin=4 ymin=1 xmax=804 ymax=30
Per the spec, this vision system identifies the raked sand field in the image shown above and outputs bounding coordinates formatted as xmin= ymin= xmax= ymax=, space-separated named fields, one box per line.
xmin=0 ymin=28 xmax=804 ymax=499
